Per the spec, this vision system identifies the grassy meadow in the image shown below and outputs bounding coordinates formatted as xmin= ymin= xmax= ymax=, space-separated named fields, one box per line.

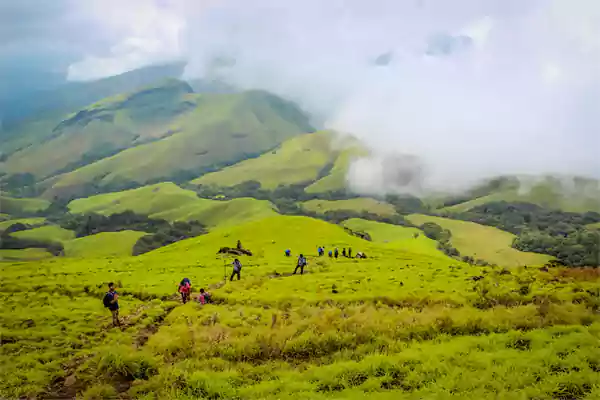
xmin=67 ymin=182 xmax=277 ymax=228
xmin=302 ymin=198 xmax=397 ymax=217
xmin=407 ymin=214 xmax=552 ymax=267
xmin=1 ymin=214 xmax=600 ymax=399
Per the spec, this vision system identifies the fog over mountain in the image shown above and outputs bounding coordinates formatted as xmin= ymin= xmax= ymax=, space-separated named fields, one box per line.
xmin=3 ymin=0 xmax=600 ymax=194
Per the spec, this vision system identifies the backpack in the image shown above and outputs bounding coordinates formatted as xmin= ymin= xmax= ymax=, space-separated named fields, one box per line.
xmin=103 ymin=292 xmax=113 ymax=308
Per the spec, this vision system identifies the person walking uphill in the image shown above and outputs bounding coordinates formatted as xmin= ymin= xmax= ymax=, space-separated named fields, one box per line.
xmin=294 ymin=254 xmax=308 ymax=275
xmin=178 ymin=278 xmax=191 ymax=304
xmin=103 ymin=282 xmax=120 ymax=327
xmin=230 ymin=258 xmax=242 ymax=281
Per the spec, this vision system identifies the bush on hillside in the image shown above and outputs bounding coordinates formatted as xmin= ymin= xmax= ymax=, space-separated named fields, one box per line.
xmin=0 ymin=230 xmax=63 ymax=256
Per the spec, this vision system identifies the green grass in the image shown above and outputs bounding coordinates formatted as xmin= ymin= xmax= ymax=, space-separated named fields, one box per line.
xmin=302 ymin=198 xmax=397 ymax=217
xmin=11 ymin=225 xmax=76 ymax=244
xmin=0 ymin=217 xmax=46 ymax=232
xmin=41 ymin=90 xmax=312 ymax=199
xmin=407 ymin=214 xmax=552 ymax=267
xmin=587 ymin=222 xmax=600 ymax=231
xmin=2 ymin=214 xmax=600 ymax=399
xmin=193 ymin=131 xmax=336 ymax=189
xmin=0 ymin=248 xmax=53 ymax=261
xmin=342 ymin=218 xmax=439 ymax=256
xmin=67 ymin=182 xmax=278 ymax=228
xmin=0 ymin=195 xmax=50 ymax=215
xmin=63 ymin=231 xmax=147 ymax=258
xmin=305 ymin=141 xmax=368 ymax=193
xmin=442 ymin=176 xmax=600 ymax=213
xmin=0 ymin=213 xmax=10 ymax=221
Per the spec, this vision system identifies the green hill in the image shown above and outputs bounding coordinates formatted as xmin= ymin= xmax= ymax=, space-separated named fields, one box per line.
xmin=11 ymin=225 xmax=75 ymax=244
xmin=0 ymin=217 xmax=46 ymax=232
xmin=407 ymin=214 xmax=552 ymax=266
xmin=192 ymin=131 xmax=367 ymax=193
xmin=342 ymin=218 xmax=439 ymax=255
xmin=302 ymin=198 xmax=396 ymax=217
xmin=67 ymin=182 xmax=278 ymax=228
xmin=35 ymin=89 xmax=312 ymax=199
xmin=63 ymin=231 xmax=147 ymax=258
xmin=3 ymin=214 xmax=600 ymax=399
xmin=441 ymin=176 xmax=600 ymax=213
xmin=193 ymin=131 xmax=336 ymax=189
xmin=0 ymin=195 xmax=50 ymax=215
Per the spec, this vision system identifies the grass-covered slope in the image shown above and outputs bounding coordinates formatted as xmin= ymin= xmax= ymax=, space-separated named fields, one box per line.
xmin=0 ymin=217 xmax=46 ymax=232
xmin=0 ymin=195 xmax=50 ymax=215
xmin=302 ymin=198 xmax=397 ymax=217
xmin=342 ymin=218 xmax=439 ymax=255
xmin=67 ymin=182 xmax=278 ymax=228
xmin=192 ymin=131 xmax=336 ymax=189
xmin=442 ymin=176 xmax=600 ymax=213
xmin=11 ymin=225 xmax=75 ymax=244
xmin=2 ymin=214 xmax=600 ymax=399
xmin=407 ymin=214 xmax=552 ymax=266
xmin=3 ymin=80 xmax=197 ymax=181
xmin=63 ymin=231 xmax=147 ymax=258
xmin=41 ymin=90 xmax=313 ymax=199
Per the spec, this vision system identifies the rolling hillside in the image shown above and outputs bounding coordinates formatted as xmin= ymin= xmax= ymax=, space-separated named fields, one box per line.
xmin=0 ymin=195 xmax=50 ymax=215
xmin=441 ymin=176 xmax=600 ymax=213
xmin=67 ymin=182 xmax=278 ymax=228
xmin=63 ymin=231 xmax=147 ymax=258
xmin=342 ymin=218 xmax=439 ymax=255
xmin=193 ymin=131 xmax=336 ymax=189
xmin=192 ymin=131 xmax=367 ymax=193
xmin=407 ymin=214 xmax=552 ymax=266
xmin=302 ymin=198 xmax=397 ymax=217
xmin=3 ymin=213 xmax=600 ymax=399
xmin=35 ymin=89 xmax=313 ymax=199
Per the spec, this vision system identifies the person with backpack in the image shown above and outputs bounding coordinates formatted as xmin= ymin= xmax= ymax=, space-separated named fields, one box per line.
xmin=178 ymin=278 xmax=191 ymax=304
xmin=334 ymin=248 xmax=339 ymax=259
xmin=230 ymin=258 xmax=242 ymax=281
xmin=294 ymin=254 xmax=308 ymax=275
xmin=197 ymin=288 xmax=212 ymax=305
xmin=103 ymin=282 xmax=120 ymax=327
xmin=342 ymin=248 xmax=347 ymax=257
xmin=285 ymin=249 xmax=291 ymax=257
xmin=328 ymin=250 xmax=333 ymax=257
xmin=348 ymin=248 xmax=353 ymax=258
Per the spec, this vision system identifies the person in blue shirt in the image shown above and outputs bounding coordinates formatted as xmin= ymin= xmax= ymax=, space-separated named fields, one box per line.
xmin=103 ymin=282 xmax=120 ymax=327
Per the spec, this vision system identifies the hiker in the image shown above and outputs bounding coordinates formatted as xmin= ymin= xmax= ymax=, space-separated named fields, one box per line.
xmin=237 ymin=240 xmax=243 ymax=250
xmin=328 ymin=250 xmax=333 ymax=257
xmin=348 ymin=248 xmax=353 ymax=258
xmin=178 ymin=278 xmax=191 ymax=304
xmin=342 ymin=248 xmax=347 ymax=257
xmin=103 ymin=282 xmax=120 ymax=327
xmin=318 ymin=247 xmax=323 ymax=256
xmin=294 ymin=254 xmax=308 ymax=275
xmin=197 ymin=288 xmax=212 ymax=305
xmin=334 ymin=248 xmax=339 ymax=258
xmin=230 ymin=258 xmax=242 ymax=281
xmin=285 ymin=249 xmax=291 ymax=257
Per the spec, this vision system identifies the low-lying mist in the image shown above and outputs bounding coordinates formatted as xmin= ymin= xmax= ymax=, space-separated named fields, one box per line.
xmin=64 ymin=0 xmax=600 ymax=196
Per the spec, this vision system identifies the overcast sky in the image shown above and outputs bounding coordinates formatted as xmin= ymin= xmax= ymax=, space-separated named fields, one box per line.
xmin=2 ymin=0 xmax=600 ymax=193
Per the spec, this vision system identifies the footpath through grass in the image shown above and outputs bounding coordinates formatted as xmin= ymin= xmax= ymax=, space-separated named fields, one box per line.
xmin=1 ymin=215 xmax=600 ymax=399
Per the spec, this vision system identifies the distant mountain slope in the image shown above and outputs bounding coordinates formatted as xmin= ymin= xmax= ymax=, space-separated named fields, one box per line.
xmin=0 ymin=63 xmax=185 ymax=128
xmin=193 ymin=131 xmax=337 ymax=189
xmin=63 ymin=231 xmax=147 ymax=258
xmin=0 ymin=195 xmax=50 ymax=215
xmin=67 ymin=182 xmax=278 ymax=228
xmin=192 ymin=131 xmax=366 ymax=193
xmin=301 ymin=198 xmax=396 ymax=217
xmin=3 ymin=79 xmax=196 ymax=181
xmin=407 ymin=214 xmax=552 ymax=266
xmin=39 ymin=89 xmax=313 ymax=199
xmin=441 ymin=176 xmax=600 ymax=213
